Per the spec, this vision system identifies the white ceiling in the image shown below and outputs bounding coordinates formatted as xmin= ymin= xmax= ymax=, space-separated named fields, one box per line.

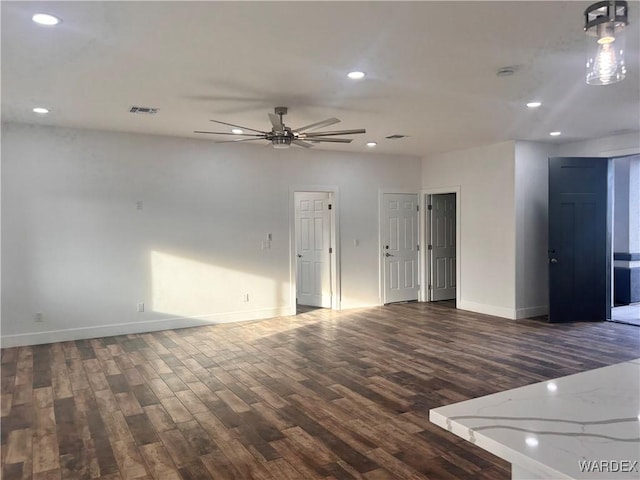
xmin=2 ymin=1 xmax=639 ymax=157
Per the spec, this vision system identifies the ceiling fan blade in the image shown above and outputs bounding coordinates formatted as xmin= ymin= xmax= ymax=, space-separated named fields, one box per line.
xmin=211 ymin=138 xmax=268 ymax=144
xmin=268 ymin=113 xmax=284 ymax=131
xmin=304 ymin=137 xmax=353 ymax=143
xmin=194 ymin=131 xmax=265 ymax=137
xmin=291 ymin=139 xmax=313 ymax=148
xmin=208 ymin=119 xmax=267 ymax=134
xmin=293 ymin=117 xmax=340 ymax=133
xmin=300 ymin=129 xmax=366 ymax=138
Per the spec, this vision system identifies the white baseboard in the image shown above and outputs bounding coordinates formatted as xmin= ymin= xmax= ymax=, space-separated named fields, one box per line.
xmin=456 ymin=300 xmax=517 ymax=319
xmin=0 ymin=307 xmax=290 ymax=348
xmin=457 ymin=300 xmax=548 ymax=320
xmin=340 ymin=302 xmax=381 ymax=310
xmin=515 ymin=305 xmax=548 ymax=319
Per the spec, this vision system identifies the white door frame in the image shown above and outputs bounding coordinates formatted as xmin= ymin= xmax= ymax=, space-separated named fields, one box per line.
xmin=421 ymin=186 xmax=461 ymax=303
xmin=289 ymin=185 xmax=340 ymax=314
xmin=378 ymin=188 xmax=420 ymax=304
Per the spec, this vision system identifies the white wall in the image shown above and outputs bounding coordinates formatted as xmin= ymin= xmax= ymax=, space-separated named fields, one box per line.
xmin=556 ymin=132 xmax=640 ymax=157
xmin=1 ymin=123 xmax=421 ymax=346
xmin=514 ymin=141 xmax=556 ymax=318
xmin=422 ymin=141 xmax=517 ymax=318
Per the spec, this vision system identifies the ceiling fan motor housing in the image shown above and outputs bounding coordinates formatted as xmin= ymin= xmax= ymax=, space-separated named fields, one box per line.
xmin=272 ymin=136 xmax=291 ymax=149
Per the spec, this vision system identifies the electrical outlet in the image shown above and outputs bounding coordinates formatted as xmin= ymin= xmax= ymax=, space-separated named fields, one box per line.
xmin=242 ymin=293 xmax=249 ymax=302
xmin=35 ymin=312 xmax=43 ymax=322
xmin=137 ymin=303 xmax=145 ymax=312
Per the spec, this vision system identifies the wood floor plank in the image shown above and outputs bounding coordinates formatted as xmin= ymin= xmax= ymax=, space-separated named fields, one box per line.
xmin=157 ymin=428 xmax=197 ymax=468
xmin=142 ymin=405 xmax=176 ymax=433
xmin=111 ymin=439 xmax=149 ymax=480
xmin=200 ymin=450 xmax=244 ymax=480
xmin=214 ymin=438 xmax=273 ymax=480
xmin=159 ymin=397 xmax=192 ymax=424
xmin=4 ymin=428 xmax=32 ymax=465
xmin=1 ymin=303 xmax=638 ymax=480
xmin=138 ymin=442 xmax=182 ymax=480
xmin=115 ymin=392 xmax=144 ymax=417
xmin=32 ymin=469 xmax=62 ymax=480
xmin=175 ymin=419 xmax=218 ymax=456
xmin=32 ymin=433 xmax=59 ymax=474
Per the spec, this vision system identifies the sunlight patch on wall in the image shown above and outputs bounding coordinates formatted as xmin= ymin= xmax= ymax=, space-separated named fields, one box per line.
xmin=151 ymin=250 xmax=278 ymax=319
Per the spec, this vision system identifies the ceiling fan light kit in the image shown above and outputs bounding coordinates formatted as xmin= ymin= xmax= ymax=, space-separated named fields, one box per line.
xmin=584 ymin=0 xmax=629 ymax=85
xmin=272 ymin=136 xmax=292 ymax=149
xmin=195 ymin=107 xmax=366 ymax=149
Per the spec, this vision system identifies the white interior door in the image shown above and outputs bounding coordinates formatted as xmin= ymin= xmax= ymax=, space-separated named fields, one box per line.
xmin=295 ymin=192 xmax=332 ymax=307
xmin=383 ymin=193 xmax=419 ymax=303
xmin=429 ymin=193 xmax=456 ymax=301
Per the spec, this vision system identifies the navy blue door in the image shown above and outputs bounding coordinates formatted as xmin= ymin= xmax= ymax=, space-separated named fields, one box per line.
xmin=548 ymin=157 xmax=611 ymax=322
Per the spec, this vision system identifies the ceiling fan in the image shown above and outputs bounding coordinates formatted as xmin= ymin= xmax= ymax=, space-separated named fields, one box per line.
xmin=194 ymin=107 xmax=366 ymax=149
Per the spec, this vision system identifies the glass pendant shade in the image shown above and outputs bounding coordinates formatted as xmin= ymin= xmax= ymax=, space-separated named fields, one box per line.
xmin=586 ymin=33 xmax=626 ymax=85
xmin=584 ymin=1 xmax=629 ymax=85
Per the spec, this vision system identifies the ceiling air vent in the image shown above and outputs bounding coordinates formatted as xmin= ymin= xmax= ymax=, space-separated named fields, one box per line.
xmin=129 ymin=106 xmax=158 ymax=114
xmin=385 ymin=134 xmax=408 ymax=139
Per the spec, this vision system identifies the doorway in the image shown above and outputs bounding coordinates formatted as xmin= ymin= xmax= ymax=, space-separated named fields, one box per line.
xmin=548 ymin=154 xmax=639 ymax=324
xmin=422 ymin=187 xmax=461 ymax=305
xmin=291 ymin=188 xmax=339 ymax=314
xmin=611 ymin=154 xmax=640 ymax=326
xmin=380 ymin=192 xmax=420 ymax=304
xmin=427 ymin=193 xmax=457 ymax=302
xmin=548 ymin=157 xmax=611 ymax=322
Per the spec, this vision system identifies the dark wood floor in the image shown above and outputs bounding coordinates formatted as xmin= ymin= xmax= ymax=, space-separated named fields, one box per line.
xmin=2 ymin=302 xmax=639 ymax=480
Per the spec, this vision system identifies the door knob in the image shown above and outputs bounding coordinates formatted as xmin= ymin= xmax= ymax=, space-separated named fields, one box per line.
xmin=550 ymin=258 xmax=558 ymax=264
xmin=385 ymin=252 xmax=394 ymax=257
xmin=297 ymin=254 xmax=302 ymax=258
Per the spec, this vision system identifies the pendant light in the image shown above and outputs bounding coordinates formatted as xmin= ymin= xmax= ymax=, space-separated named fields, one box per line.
xmin=584 ymin=1 xmax=629 ymax=85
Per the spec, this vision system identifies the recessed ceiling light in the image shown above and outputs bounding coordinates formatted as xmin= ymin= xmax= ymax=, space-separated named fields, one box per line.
xmin=33 ymin=107 xmax=49 ymax=114
xmin=347 ymin=71 xmax=365 ymax=80
xmin=231 ymin=128 xmax=243 ymax=134
xmin=549 ymin=131 xmax=562 ymax=136
xmin=366 ymin=142 xmax=377 ymax=147
xmin=32 ymin=13 xmax=61 ymax=26
xmin=526 ymin=101 xmax=542 ymax=108
xmin=525 ymin=437 xmax=539 ymax=447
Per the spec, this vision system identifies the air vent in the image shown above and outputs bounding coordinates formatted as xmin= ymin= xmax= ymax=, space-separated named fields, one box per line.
xmin=496 ymin=65 xmax=521 ymax=77
xmin=129 ymin=106 xmax=158 ymax=114
xmin=385 ymin=134 xmax=408 ymax=139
